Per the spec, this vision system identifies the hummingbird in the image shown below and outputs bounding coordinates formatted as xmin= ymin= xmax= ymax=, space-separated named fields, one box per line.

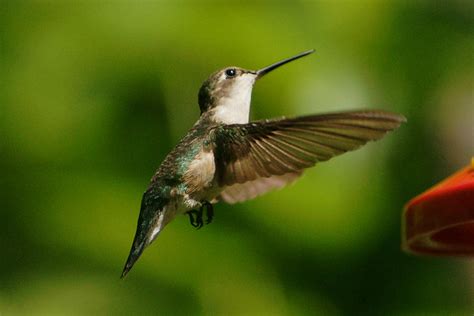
xmin=121 ymin=49 xmax=405 ymax=277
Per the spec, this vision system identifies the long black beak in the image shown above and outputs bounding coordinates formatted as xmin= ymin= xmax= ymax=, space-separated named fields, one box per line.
xmin=256 ymin=49 xmax=315 ymax=79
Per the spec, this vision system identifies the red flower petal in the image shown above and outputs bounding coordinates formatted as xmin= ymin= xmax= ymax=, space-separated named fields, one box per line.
xmin=402 ymin=159 xmax=474 ymax=256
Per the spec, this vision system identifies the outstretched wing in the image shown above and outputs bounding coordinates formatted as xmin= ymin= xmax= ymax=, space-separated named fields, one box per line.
xmin=212 ymin=110 xmax=405 ymax=195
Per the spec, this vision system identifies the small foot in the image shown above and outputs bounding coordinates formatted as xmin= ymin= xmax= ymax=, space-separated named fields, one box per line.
xmin=186 ymin=201 xmax=213 ymax=229
xmin=203 ymin=201 xmax=214 ymax=224
xmin=186 ymin=209 xmax=202 ymax=228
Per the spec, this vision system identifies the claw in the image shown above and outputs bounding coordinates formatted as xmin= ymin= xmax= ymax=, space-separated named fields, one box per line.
xmin=187 ymin=210 xmax=200 ymax=228
xmin=195 ymin=209 xmax=203 ymax=229
xmin=204 ymin=201 xmax=214 ymax=224
xmin=186 ymin=201 xmax=214 ymax=229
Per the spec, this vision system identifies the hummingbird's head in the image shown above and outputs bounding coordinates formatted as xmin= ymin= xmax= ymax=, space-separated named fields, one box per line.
xmin=198 ymin=67 xmax=256 ymax=123
xmin=198 ymin=49 xmax=315 ymax=124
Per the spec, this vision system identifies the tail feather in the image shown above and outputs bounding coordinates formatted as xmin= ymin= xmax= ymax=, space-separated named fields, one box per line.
xmin=121 ymin=188 xmax=168 ymax=278
xmin=121 ymin=240 xmax=146 ymax=278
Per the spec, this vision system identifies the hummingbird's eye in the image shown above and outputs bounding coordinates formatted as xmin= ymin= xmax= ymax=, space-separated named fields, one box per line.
xmin=225 ymin=68 xmax=237 ymax=78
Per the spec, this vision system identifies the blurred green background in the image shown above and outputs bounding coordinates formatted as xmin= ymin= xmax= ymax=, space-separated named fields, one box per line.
xmin=1 ymin=1 xmax=473 ymax=315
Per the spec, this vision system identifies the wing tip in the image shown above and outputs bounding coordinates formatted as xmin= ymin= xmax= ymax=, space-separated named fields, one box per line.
xmin=339 ymin=109 xmax=407 ymax=131
xmin=372 ymin=110 xmax=407 ymax=123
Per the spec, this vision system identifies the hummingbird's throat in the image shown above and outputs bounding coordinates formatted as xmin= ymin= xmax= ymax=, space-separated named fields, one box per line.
xmin=209 ymin=74 xmax=255 ymax=124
